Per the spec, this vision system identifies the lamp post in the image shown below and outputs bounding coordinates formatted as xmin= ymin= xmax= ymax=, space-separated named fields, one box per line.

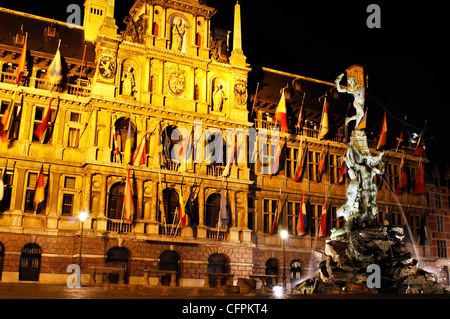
xmin=78 ymin=211 xmax=88 ymax=271
xmin=280 ymin=229 xmax=288 ymax=293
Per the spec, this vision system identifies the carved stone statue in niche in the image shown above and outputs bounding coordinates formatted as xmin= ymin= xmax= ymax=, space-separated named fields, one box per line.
xmin=121 ymin=66 xmax=137 ymax=97
xmin=171 ymin=17 xmax=186 ymax=52
xmin=212 ymin=80 xmax=227 ymax=112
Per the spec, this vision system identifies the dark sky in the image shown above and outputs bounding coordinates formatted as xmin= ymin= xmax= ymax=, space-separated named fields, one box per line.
xmin=1 ymin=0 xmax=448 ymax=166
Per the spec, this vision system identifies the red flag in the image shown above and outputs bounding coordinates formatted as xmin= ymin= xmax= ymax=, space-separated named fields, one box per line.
xmin=274 ymin=89 xmax=288 ymax=134
xmin=33 ymin=164 xmax=45 ymax=213
xmin=296 ymin=193 xmax=307 ymax=236
xmin=222 ymin=140 xmax=237 ymax=177
xmin=123 ymin=169 xmax=134 ymax=222
xmin=16 ymin=32 xmax=28 ymax=85
xmin=337 ymin=156 xmax=347 ymax=185
xmin=395 ymin=154 xmax=408 ymax=195
xmin=132 ymin=133 xmax=147 ymax=166
xmin=34 ymin=98 xmax=53 ymax=140
xmin=376 ymin=112 xmax=387 ymax=150
xmin=318 ymin=97 xmax=329 ymax=140
xmin=318 ymin=199 xmax=327 ymax=238
xmin=414 ymin=158 xmax=426 ymax=195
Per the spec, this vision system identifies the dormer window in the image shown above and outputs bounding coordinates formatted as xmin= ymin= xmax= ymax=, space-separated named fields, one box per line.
xmin=46 ymin=25 xmax=56 ymax=37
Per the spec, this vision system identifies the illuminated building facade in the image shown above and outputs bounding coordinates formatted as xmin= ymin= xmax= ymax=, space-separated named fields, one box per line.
xmin=0 ymin=0 xmax=443 ymax=289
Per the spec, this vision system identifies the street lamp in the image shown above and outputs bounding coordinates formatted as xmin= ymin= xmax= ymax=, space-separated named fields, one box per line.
xmin=78 ymin=211 xmax=88 ymax=272
xmin=280 ymin=229 xmax=288 ymax=293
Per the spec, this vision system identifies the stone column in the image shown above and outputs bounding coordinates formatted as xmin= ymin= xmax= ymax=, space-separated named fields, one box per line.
xmin=197 ymin=185 xmax=207 ymax=238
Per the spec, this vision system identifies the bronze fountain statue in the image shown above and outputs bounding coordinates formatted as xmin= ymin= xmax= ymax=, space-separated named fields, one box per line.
xmin=293 ymin=66 xmax=445 ymax=294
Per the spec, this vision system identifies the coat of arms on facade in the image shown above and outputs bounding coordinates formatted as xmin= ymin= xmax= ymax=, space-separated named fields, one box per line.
xmin=168 ymin=70 xmax=186 ymax=96
xmin=98 ymin=52 xmax=117 ymax=80
xmin=234 ymin=81 xmax=248 ymax=106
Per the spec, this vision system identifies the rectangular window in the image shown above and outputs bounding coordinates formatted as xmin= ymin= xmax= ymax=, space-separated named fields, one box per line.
xmin=437 ymin=215 xmax=444 ymax=233
xmin=285 ymin=147 xmax=298 ymax=179
xmin=70 ymin=112 xmax=81 ymax=122
xmin=437 ymin=240 xmax=447 ymax=258
xmin=62 ymin=193 xmax=74 ymax=216
xmin=286 ymin=201 xmax=301 ymax=235
xmin=309 ymin=204 xmax=324 ymax=237
xmin=24 ymin=172 xmax=48 ymax=213
xmin=68 ymin=128 xmax=80 ymax=148
xmin=330 ymin=205 xmax=344 ymax=230
xmin=32 ymin=105 xmax=56 ymax=143
xmin=263 ymin=199 xmax=278 ymax=234
xmin=0 ymin=101 xmax=21 ymax=140
xmin=435 ymin=194 xmax=442 ymax=209
xmin=308 ymin=151 xmax=319 ymax=182
xmin=329 ymin=154 xmax=339 ymax=184
xmin=64 ymin=176 xmax=76 ymax=189
xmin=0 ymin=169 xmax=14 ymax=212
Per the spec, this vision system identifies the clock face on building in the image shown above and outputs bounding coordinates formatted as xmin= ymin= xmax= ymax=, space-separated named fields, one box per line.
xmin=98 ymin=53 xmax=117 ymax=80
xmin=168 ymin=70 xmax=186 ymax=95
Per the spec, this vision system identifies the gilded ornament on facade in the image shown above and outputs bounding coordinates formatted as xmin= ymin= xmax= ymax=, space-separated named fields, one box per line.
xmin=234 ymin=82 xmax=247 ymax=106
xmin=98 ymin=52 xmax=117 ymax=80
xmin=168 ymin=70 xmax=186 ymax=96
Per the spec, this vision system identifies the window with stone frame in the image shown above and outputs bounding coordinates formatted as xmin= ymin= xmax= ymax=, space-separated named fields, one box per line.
xmin=263 ymin=198 xmax=278 ymax=234
xmin=32 ymin=104 xmax=57 ymax=143
xmin=0 ymin=100 xmax=21 ymax=141
xmin=0 ymin=168 xmax=13 ymax=212
xmin=24 ymin=172 xmax=48 ymax=213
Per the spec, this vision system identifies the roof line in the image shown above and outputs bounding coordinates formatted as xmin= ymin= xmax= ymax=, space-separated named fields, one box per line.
xmin=261 ymin=66 xmax=337 ymax=87
xmin=0 ymin=7 xmax=84 ymax=30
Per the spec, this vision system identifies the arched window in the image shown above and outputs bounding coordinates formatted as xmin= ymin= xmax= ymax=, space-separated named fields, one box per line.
xmin=108 ymin=183 xmax=125 ymax=220
xmin=112 ymin=118 xmax=136 ymax=163
xmin=162 ymin=188 xmax=179 ymax=225
xmin=290 ymin=259 xmax=302 ymax=286
xmin=152 ymin=22 xmax=159 ymax=37
xmin=265 ymin=258 xmax=278 ymax=286
xmin=19 ymin=243 xmax=41 ymax=281
xmin=207 ymin=253 xmax=228 ymax=288
xmin=206 ymin=193 xmax=221 ymax=228
xmin=159 ymin=250 xmax=180 ymax=286
xmin=106 ymin=247 xmax=129 ymax=284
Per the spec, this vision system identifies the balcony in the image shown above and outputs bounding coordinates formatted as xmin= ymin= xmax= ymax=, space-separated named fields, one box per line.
xmin=0 ymin=71 xmax=91 ymax=97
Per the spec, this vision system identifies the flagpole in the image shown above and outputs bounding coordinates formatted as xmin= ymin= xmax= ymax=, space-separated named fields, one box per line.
xmin=251 ymin=82 xmax=260 ymax=117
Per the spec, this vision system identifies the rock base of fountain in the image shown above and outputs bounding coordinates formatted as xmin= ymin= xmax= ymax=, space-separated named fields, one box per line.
xmin=293 ymin=226 xmax=445 ymax=294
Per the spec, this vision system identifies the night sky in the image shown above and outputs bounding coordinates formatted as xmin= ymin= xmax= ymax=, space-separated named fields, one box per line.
xmin=1 ymin=0 xmax=448 ymax=167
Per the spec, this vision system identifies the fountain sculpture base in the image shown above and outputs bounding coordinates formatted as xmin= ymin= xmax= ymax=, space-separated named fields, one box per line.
xmin=293 ymin=226 xmax=445 ymax=294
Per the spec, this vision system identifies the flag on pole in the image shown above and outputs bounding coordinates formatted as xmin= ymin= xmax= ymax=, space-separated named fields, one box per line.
xmin=0 ymin=90 xmax=17 ymax=142
xmin=112 ymin=116 xmax=121 ymax=163
xmin=16 ymin=32 xmax=28 ymax=85
xmin=269 ymin=133 xmax=282 ymax=179
xmin=376 ymin=112 xmax=388 ymax=150
xmin=220 ymin=185 xmax=229 ymax=226
xmin=251 ymin=82 xmax=259 ymax=116
xmin=46 ymin=40 xmax=63 ymax=90
xmin=123 ymin=169 xmax=134 ymax=222
xmin=413 ymin=121 xmax=427 ymax=157
xmin=318 ymin=97 xmax=329 ymax=140
xmin=395 ymin=154 xmax=408 ymax=195
xmin=270 ymin=189 xmax=284 ymax=235
xmin=395 ymin=131 xmax=404 ymax=153
xmin=294 ymin=137 xmax=306 ymax=182
xmin=33 ymin=164 xmax=45 ymax=213
xmin=132 ymin=133 xmax=147 ymax=166
xmin=414 ymin=158 xmax=426 ymax=195
xmin=318 ymin=199 xmax=328 ymax=238
xmin=123 ymin=118 xmax=133 ymax=165
xmin=33 ymin=98 xmax=53 ymax=141
xmin=316 ymin=143 xmax=326 ymax=183
xmin=179 ymin=188 xmax=187 ymax=228
xmin=222 ymin=140 xmax=237 ymax=177
xmin=178 ymin=126 xmax=192 ymax=173
xmin=274 ymin=89 xmax=288 ymax=134
xmin=295 ymin=93 xmax=305 ymax=134
xmin=296 ymin=193 xmax=307 ymax=236
xmin=337 ymin=156 xmax=347 ymax=185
